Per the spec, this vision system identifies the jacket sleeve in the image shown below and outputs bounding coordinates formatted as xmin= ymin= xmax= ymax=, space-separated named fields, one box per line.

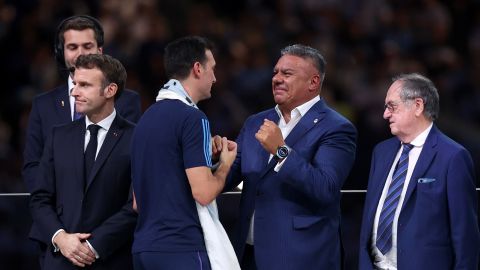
xmin=88 ymin=185 xmax=137 ymax=260
xmin=115 ymin=89 xmax=142 ymax=123
xmin=23 ymin=98 xmax=45 ymax=193
xmin=447 ymin=148 xmax=480 ymax=269
xmin=29 ymin=127 xmax=65 ymax=245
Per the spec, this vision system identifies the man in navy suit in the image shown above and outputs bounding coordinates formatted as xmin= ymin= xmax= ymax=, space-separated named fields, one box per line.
xmin=29 ymin=54 xmax=136 ymax=269
xmin=358 ymin=73 xmax=480 ymax=269
xmin=23 ymin=15 xmax=141 ymax=193
xmin=221 ymin=44 xmax=357 ymax=269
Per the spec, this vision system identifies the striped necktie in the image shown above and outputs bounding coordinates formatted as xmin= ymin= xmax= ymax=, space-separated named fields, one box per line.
xmin=376 ymin=143 xmax=413 ymax=255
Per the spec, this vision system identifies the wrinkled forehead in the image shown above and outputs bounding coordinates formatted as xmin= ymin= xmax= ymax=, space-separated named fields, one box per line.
xmin=385 ymin=80 xmax=403 ymax=102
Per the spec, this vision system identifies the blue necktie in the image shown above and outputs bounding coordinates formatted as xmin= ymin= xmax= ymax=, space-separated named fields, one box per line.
xmin=376 ymin=143 xmax=413 ymax=255
xmin=73 ymin=103 xmax=82 ymax=120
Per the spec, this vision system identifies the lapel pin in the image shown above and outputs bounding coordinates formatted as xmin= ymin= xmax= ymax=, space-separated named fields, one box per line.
xmin=61 ymin=100 xmax=64 ymax=107
xmin=113 ymin=132 xmax=118 ymax=137
xmin=313 ymin=118 xmax=318 ymax=124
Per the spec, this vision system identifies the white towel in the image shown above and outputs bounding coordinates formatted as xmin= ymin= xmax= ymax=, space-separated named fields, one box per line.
xmin=196 ymin=201 xmax=241 ymax=270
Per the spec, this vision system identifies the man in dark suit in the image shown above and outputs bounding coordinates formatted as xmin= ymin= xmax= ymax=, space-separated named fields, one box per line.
xmin=30 ymin=54 xmax=136 ymax=269
xmin=358 ymin=73 xmax=480 ymax=270
xmin=23 ymin=15 xmax=141 ymax=193
xmin=221 ymin=44 xmax=357 ymax=269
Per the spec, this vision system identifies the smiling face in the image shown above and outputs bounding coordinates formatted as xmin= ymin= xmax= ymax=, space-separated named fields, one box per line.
xmin=63 ymin=29 xmax=102 ymax=70
xmin=272 ymin=54 xmax=320 ymax=113
xmin=71 ymin=67 xmax=115 ymax=122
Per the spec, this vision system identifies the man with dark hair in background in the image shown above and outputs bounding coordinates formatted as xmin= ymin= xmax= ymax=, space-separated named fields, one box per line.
xmin=359 ymin=73 xmax=479 ymax=270
xmin=30 ymin=54 xmax=137 ymax=269
xmin=23 ymin=15 xmax=141 ymax=192
xmin=23 ymin=15 xmax=141 ymax=268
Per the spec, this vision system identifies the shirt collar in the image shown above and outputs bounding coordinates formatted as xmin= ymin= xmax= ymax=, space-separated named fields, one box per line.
xmin=275 ymin=95 xmax=320 ymax=119
xmin=408 ymin=122 xmax=433 ymax=147
xmin=85 ymin=109 xmax=116 ymax=131
xmin=159 ymin=79 xmax=197 ymax=108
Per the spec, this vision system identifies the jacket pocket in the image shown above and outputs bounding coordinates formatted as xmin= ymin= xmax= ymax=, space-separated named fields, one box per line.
xmin=293 ymin=215 xmax=325 ymax=230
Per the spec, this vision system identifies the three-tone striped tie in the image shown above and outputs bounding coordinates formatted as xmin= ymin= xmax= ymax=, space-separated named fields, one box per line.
xmin=376 ymin=143 xmax=413 ymax=255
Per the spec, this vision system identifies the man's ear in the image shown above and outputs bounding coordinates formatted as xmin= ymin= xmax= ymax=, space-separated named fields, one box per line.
xmin=414 ymin=98 xmax=425 ymax=117
xmin=309 ymin=74 xmax=321 ymax=92
xmin=104 ymin=83 xmax=118 ymax=99
xmin=193 ymin=62 xmax=202 ymax=78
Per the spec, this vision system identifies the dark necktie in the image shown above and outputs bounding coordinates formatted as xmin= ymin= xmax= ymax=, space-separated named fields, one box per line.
xmin=376 ymin=143 xmax=414 ymax=255
xmin=84 ymin=124 xmax=101 ymax=183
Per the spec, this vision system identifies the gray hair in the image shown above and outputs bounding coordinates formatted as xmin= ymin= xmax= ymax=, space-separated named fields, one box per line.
xmin=281 ymin=44 xmax=326 ymax=83
xmin=393 ymin=73 xmax=439 ymax=121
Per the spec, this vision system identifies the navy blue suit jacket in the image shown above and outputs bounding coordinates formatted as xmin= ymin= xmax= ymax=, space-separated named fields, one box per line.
xmin=23 ymin=85 xmax=141 ymax=193
xmin=225 ymin=99 xmax=357 ymax=270
xmin=358 ymin=125 xmax=480 ymax=270
xmin=29 ymin=115 xmax=137 ymax=270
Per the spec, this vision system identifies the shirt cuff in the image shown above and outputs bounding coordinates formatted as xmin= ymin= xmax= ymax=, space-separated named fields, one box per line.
xmin=52 ymin=229 xmax=65 ymax=252
xmin=85 ymin=240 xmax=100 ymax=259
xmin=274 ymin=156 xmax=288 ymax=172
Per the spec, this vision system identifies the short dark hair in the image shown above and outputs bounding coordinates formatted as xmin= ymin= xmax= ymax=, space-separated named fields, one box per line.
xmin=55 ymin=15 xmax=104 ymax=67
xmin=393 ymin=73 xmax=440 ymax=121
xmin=73 ymin=54 xmax=127 ymax=100
xmin=281 ymin=44 xmax=327 ymax=83
xmin=164 ymin=36 xmax=215 ymax=80
xmin=57 ymin=15 xmax=104 ymax=49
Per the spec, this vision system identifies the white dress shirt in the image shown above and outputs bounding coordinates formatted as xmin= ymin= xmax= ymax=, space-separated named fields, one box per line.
xmin=68 ymin=76 xmax=76 ymax=120
xmin=371 ymin=123 xmax=433 ymax=269
xmin=246 ymin=95 xmax=321 ymax=245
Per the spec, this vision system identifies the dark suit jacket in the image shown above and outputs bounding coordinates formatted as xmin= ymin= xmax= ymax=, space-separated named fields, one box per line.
xmin=358 ymin=125 xmax=480 ymax=270
xmin=29 ymin=115 xmax=137 ymax=270
xmin=225 ymin=99 xmax=357 ymax=270
xmin=23 ymin=85 xmax=141 ymax=192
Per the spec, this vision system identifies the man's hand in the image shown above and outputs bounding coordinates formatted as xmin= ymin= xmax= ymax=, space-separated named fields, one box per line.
xmin=218 ymin=136 xmax=237 ymax=167
xmin=255 ymin=119 xmax=285 ymax=154
xmin=211 ymin=135 xmax=223 ymax=162
xmin=54 ymin=231 xmax=96 ymax=267
xmin=212 ymin=135 xmax=236 ymax=161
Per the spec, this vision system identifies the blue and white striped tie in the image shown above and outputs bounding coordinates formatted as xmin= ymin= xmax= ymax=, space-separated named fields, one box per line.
xmin=376 ymin=143 xmax=413 ymax=255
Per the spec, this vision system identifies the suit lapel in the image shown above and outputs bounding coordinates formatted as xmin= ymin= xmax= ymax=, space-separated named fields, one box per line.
xmin=284 ymin=101 xmax=325 ymax=147
xmin=401 ymin=126 xmax=438 ymax=211
xmin=259 ymin=100 xmax=325 ymax=178
xmin=366 ymin=140 xmax=401 ymax=224
xmin=72 ymin=120 xmax=87 ymax=193
xmin=54 ymin=85 xmax=73 ymax=123
xmin=85 ymin=116 xmax=124 ymax=190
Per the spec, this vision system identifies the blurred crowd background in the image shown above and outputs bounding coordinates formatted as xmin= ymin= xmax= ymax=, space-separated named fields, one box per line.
xmin=0 ymin=0 xmax=479 ymax=269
